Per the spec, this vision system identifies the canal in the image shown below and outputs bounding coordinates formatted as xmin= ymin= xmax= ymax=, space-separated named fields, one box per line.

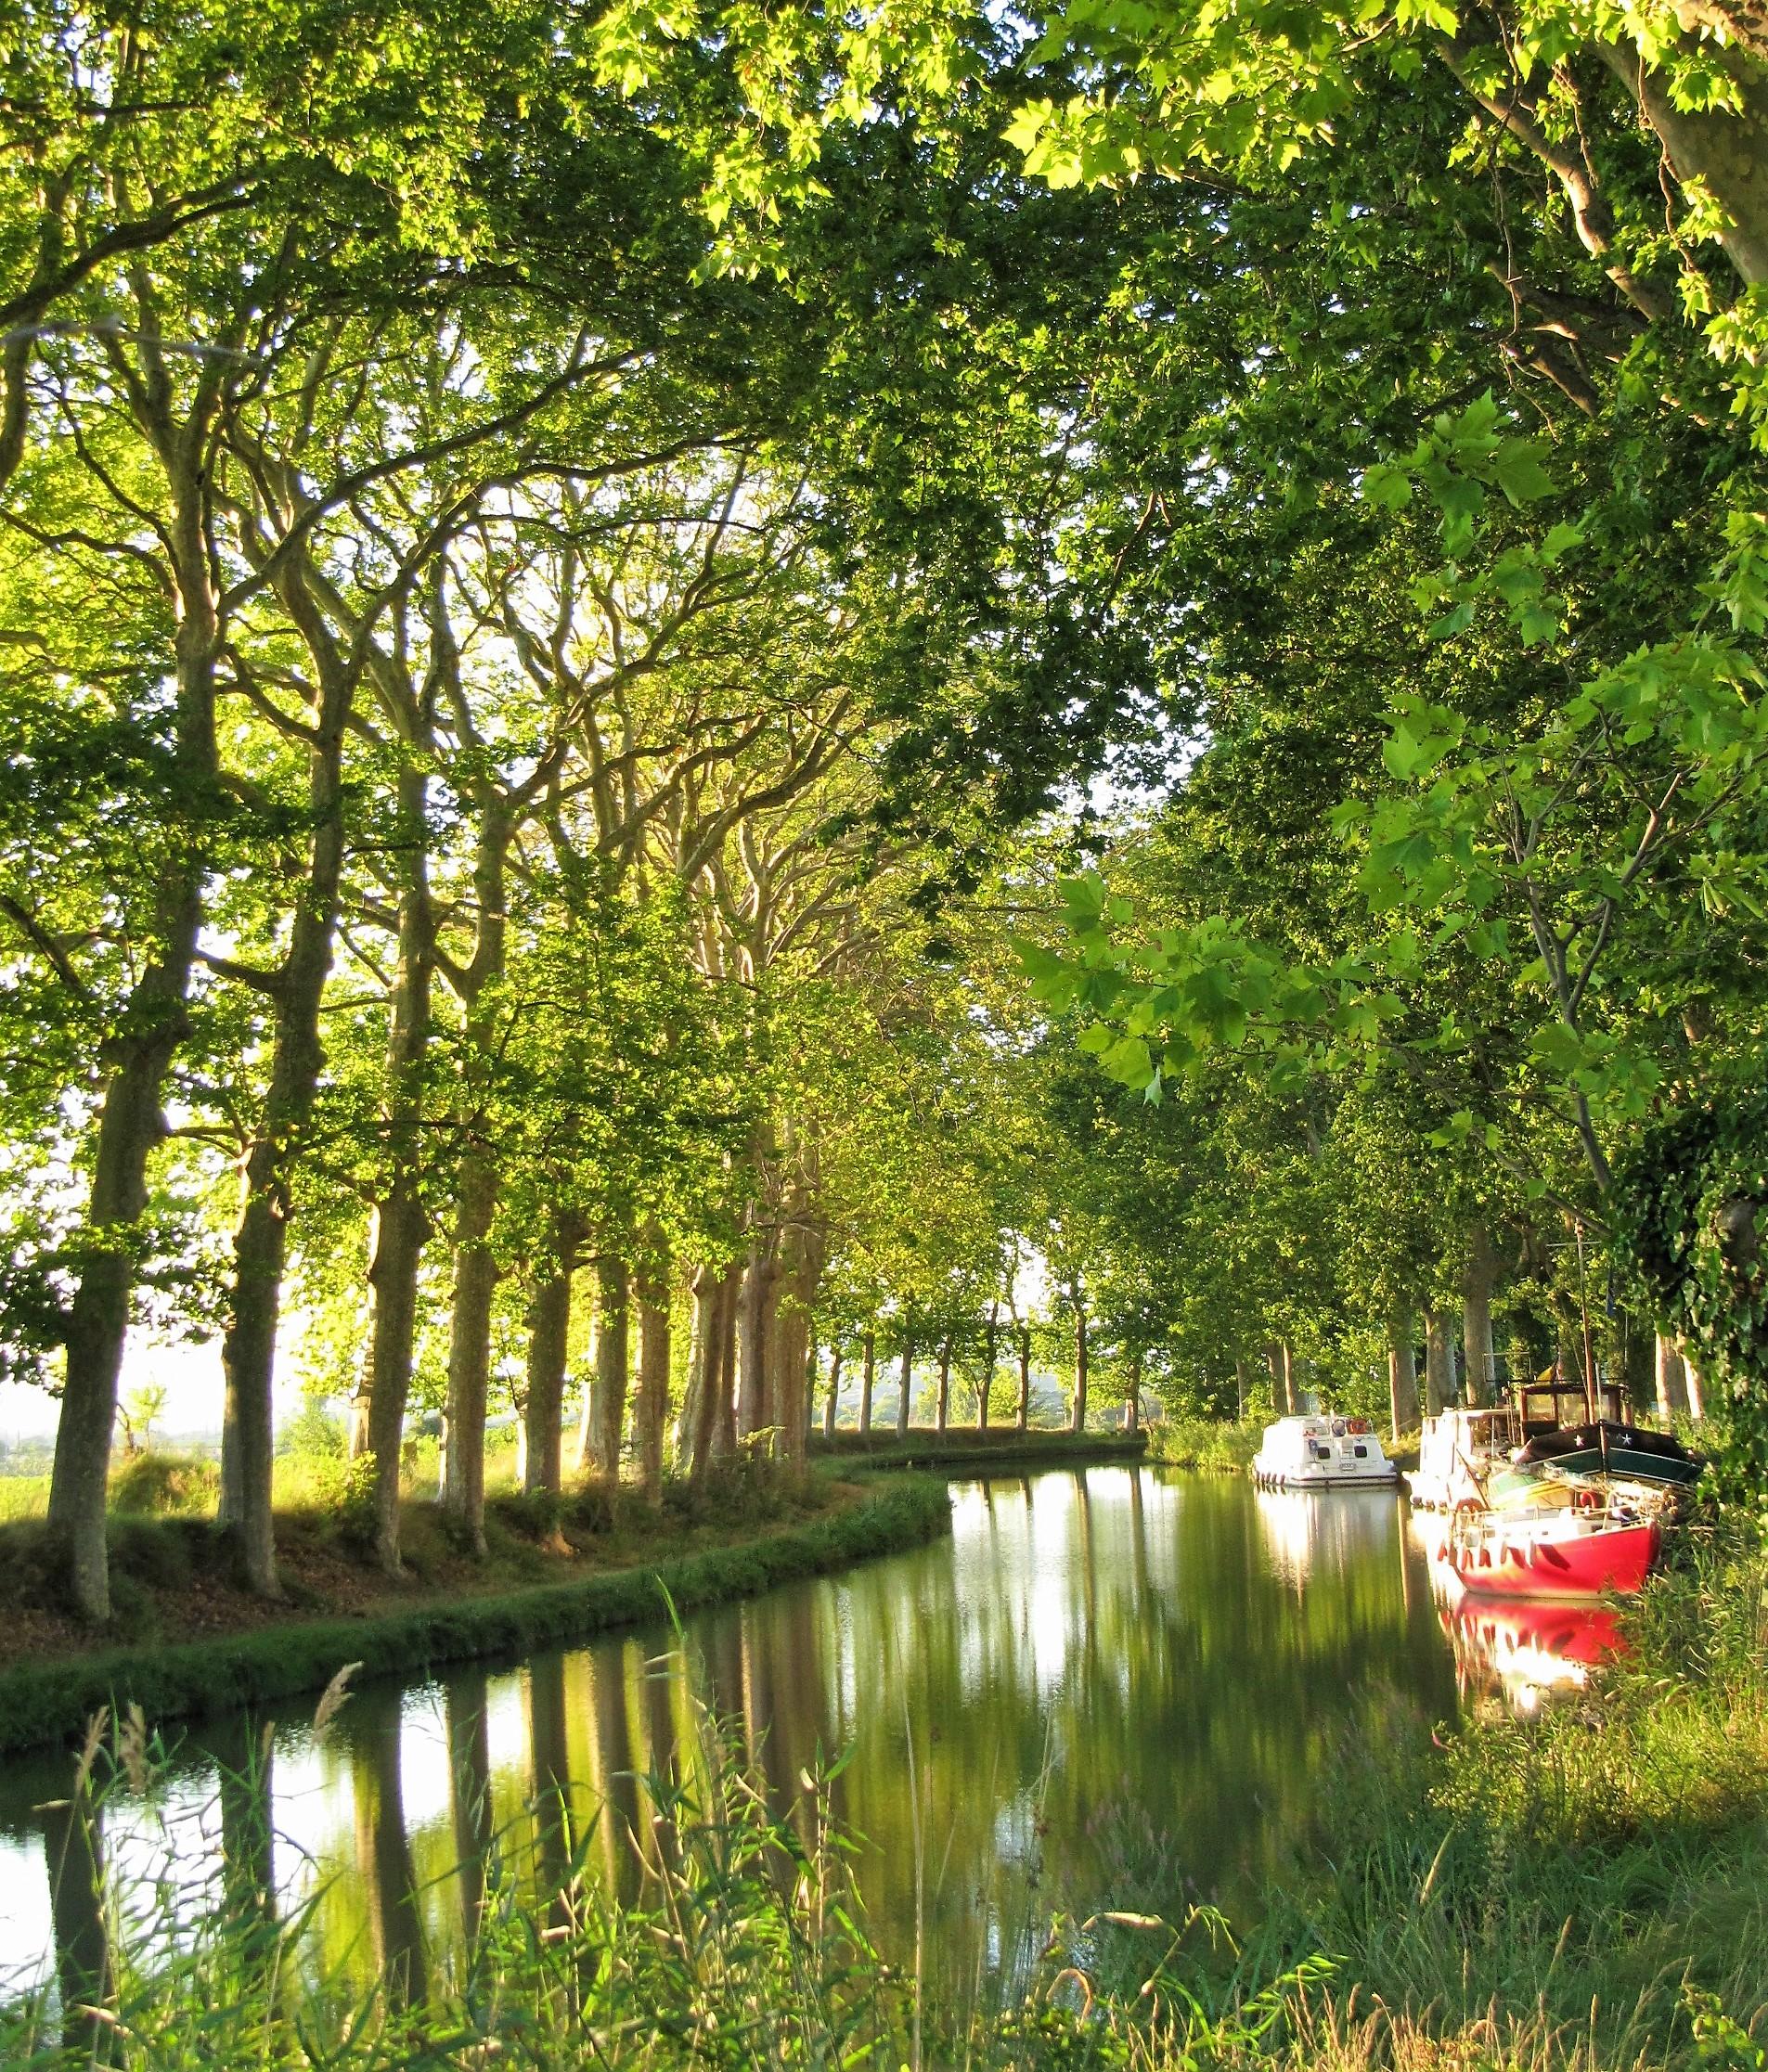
xmin=1 ymin=1468 xmax=1540 ymax=2013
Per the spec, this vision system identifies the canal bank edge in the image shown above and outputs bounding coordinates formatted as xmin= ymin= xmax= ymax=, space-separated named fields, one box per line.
xmin=0 ymin=1474 xmax=953 ymax=1762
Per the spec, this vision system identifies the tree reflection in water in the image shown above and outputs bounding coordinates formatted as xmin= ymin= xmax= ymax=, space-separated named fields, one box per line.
xmin=0 ymin=1469 xmax=1472 ymax=2016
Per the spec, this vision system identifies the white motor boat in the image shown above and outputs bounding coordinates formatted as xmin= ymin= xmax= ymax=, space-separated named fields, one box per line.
xmin=1407 ymin=1404 xmax=1524 ymax=1512
xmin=1251 ymin=1413 xmax=1398 ymax=1488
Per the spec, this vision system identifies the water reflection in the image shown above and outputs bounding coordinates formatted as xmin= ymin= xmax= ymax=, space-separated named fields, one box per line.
xmin=1411 ymin=1513 xmax=1629 ymax=1714
xmin=0 ymin=1470 xmax=1462 ymax=2014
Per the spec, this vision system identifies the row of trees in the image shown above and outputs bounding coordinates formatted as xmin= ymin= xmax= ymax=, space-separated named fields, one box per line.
xmin=7 ymin=0 xmax=1768 ymax=1633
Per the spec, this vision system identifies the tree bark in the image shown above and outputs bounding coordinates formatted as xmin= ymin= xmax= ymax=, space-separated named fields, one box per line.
xmin=215 ymin=604 xmax=355 ymax=1597
xmin=1654 ymin=1332 xmax=1689 ymax=1424
xmin=1607 ymin=40 xmax=1768 ymax=287
xmin=633 ymin=1258 xmax=670 ymax=1507
xmin=1682 ymin=1346 xmax=1708 ymax=1422
xmin=897 ymin=1334 xmax=913 ymax=1436
xmin=821 ymin=1346 xmax=843 ymax=1437
xmin=714 ymin=1266 xmax=739 ymax=1458
xmin=48 ymin=348 xmax=223 ymax=1625
xmin=590 ymin=1256 xmax=630 ymax=1480
xmin=737 ymin=1228 xmax=778 ymax=1442
xmin=1387 ymin=1314 xmax=1420 ymax=1441
xmin=936 ymin=1332 xmax=952 ymax=1433
xmin=1424 ymin=1310 xmax=1453 ymax=1416
xmin=858 ymin=1330 xmax=876 ymax=1435
xmin=773 ymin=1222 xmax=820 ymax=1473
xmin=1071 ymin=1307 xmax=1089 ymax=1434
xmin=1017 ymin=1324 xmax=1031 ymax=1430
xmin=980 ymin=1300 xmax=998 ymax=1432
xmin=1124 ymin=1349 xmax=1142 ymax=1434
xmin=440 ymin=1149 xmax=499 ymax=1553
xmin=363 ymin=763 xmax=435 ymax=1578
xmin=1461 ymin=1226 xmax=1497 ymax=1408
xmin=522 ymin=1210 xmax=581 ymax=1496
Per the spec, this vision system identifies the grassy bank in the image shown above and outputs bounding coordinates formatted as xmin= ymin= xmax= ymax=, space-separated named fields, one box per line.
xmin=0 ymin=1473 xmax=951 ymax=1760
xmin=1145 ymin=1414 xmax=1265 ymax=1473
xmin=809 ymin=1425 xmax=1148 ymax=1471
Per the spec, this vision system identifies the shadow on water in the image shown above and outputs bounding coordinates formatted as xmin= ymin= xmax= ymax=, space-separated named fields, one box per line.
xmin=1 ymin=1467 xmax=1485 ymax=2017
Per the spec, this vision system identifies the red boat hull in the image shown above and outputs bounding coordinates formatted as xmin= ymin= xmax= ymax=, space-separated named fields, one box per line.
xmin=1447 ymin=1519 xmax=1660 ymax=1599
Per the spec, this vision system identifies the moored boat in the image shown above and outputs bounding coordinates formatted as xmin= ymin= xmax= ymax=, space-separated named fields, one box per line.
xmin=1252 ymin=1413 xmax=1398 ymax=1488
xmin=1492 ymin=1418 xmax=1704 ymax=1500
xmin=1439 ymin=1505 xmax=1660 ymax=1599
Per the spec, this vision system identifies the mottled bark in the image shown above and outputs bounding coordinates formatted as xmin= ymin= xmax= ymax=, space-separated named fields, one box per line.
xmin=1424 ymin=1310 xmax=1454 ymax=1416
xmin=217 ymin=559 xmax=358 ymax=1600
xmin=1016 ymin=1325 xmax=1031 ymax=1431
xmin=590 ymin=1256 xmax=630 ymax=1479
xmin=522 ymin=1210 xmax=582 ymax=1495
xmin=897 ymin=1335 xmax=913 ymax=1436
xmin=714 ymin=1268 xmax=739 ymax=1459
xmin=634 ymin=1260 xmax=670 ymax=1507
xmin=737 ymin=1229 xmax=777 ymax=1439
xmin=364 ymin=763 xmax=435 ymax=1578
xmin=821 ymin=1346 xmax=843 ymax=1437
xmin=440 ymin=1150 xmax=499 ymax=1553
xmin=1387 ymin=1314 xmax=1421 ymax=1441
xmin=1071 ymin=1307 xmax=1090 ymax=1434
xmin=979 ymin=1303 xmax=998 ymax=1432
xmin=858 ymin=1330 xmax=876 ymax=1434
xmin=1461 ymin=1227 xmax=1497 ymax=1407
xmin=935 ymin=1333 xmax=952 ymax=1433
xmin=1655 ymin=1332 xmax=1690 ymax=1424
xmin=49 ymin=356 xmax=223 ymax=1625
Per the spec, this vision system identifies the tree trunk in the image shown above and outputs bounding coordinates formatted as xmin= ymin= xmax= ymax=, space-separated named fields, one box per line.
xmin=1461 ymin=1227 xmax=1497 ymax=1407
xmin=714 ymin=1266 xmax=739 ymax=1459
xmin=821 ymin=1346 xmax=843 ymax=1437
xmin=1234 ymin=1356 xmax=1251 ymax=1422
xmin=1387 ymin=1314 xmax=1420 ymax=1441
xmin=936 ymin=1333 xmax=952 ymax=1433
xmin=48 ymin=392 xmax=221 ymax=1625
xmin=633 ymin=1259 xmax=670 ymax=1508
xmin=1613 ymin=43 xmax=1768 ymax=287
xmin=980 ymin=1301 xmax=998 ymax=1432
xmin=737 ymin=1226 xmax=779 ymax=1440
xmin=1265 ymin=1341 xmax=1290 ymax=1417
xmin=522 ymin=1210 xmax=581 ymax=1496
xmin=1682 ymin=1347 xmax=1708 ymax=1422
xmin=773 ymin=1222 xmax=820 ymax=1473
xmin=1124 ymin=1350 xmax=1142 ymax=1434
xmin=364 ymin=763 xmax=434 ymax=1578
xmin=216 ymin=571 xmax=358 ymax=1601
xmin=858 ymin=1331 xmax=876 ymax=1435
xmin=590 ymin=1256 xmax=630 ymax=1480
xmin=440 ymin=1149 xmax=500 ymax=1553
xmin=1654 ymin=1332 xmax=1689 ymax=1424
xmin=897 ymin=1335 xmax=913 ymax=1437
xmin=1071 ymin=1308 xmax=1089 ymax=1434
xmin=1424 ymin=1310 xmax=1453 ymax=1416
xmin=679 ymin=1266 xmax=717 ymax=1481
xmin=1017 ymin=1325 xmax=1031 ymax=1430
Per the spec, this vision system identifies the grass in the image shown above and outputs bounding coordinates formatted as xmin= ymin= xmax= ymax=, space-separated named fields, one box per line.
xmin=0 ymin=1472 xmax=953 ymax=1759
xmin=1145 ymin=1414 xmax=1265 ymax=1473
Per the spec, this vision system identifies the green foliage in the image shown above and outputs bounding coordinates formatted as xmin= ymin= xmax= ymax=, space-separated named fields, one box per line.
xmin=1612 ymin=1088 xmax=1768 ymax=1496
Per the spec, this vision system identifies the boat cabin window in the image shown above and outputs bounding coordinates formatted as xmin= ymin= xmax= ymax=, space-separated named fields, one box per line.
xmin=1353 ymin=1444 xmax=1368 ymax=1459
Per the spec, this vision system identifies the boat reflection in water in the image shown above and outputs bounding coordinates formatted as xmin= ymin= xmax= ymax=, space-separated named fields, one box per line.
xmin=1253 ymin=1485 xmax=1401 ymax=1591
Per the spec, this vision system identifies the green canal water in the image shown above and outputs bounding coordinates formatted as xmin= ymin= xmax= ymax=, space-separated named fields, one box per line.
xmin=2 ymin=1467 xmax=1583 ymax=2013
